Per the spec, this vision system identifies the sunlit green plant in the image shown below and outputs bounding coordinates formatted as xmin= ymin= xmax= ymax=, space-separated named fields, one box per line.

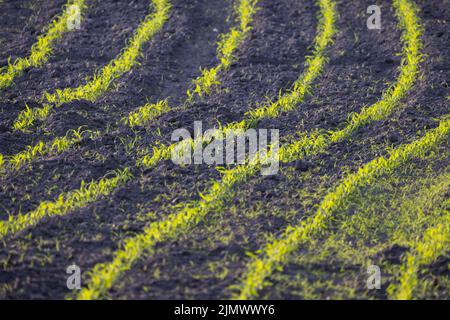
xmin=0 ymin=168 xmax=133 ymax=240
xmin=13 ymin=0 xmax=171 ymax=131
xmin=0 ymin=0 xmax=87 ymax=89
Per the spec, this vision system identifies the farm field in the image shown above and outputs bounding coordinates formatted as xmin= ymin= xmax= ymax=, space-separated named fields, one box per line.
xmin=0 ymin=0 xmax=448 ymax=301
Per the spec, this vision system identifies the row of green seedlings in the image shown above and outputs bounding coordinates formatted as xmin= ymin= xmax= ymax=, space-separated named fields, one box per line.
xmin=0 ymin=128 xmax=99 ymax=176
xmin=0 ymin=168 xmax=132 ymax=239
xmin=237 ymin=0 xmax=426 ymax=298
xmin=389 ymin=196 xmax=450 ymax=299
xmin=0 ymin=0 xmax=337 ymax=242
xmin=12 ymin=0 xmax=171 ymax=131
xmin=236 ymin=115 xmax=450 ymax=299
xmin=73 ymin=0 xmax=424 ymax=299
xmin=138 ymin=0 xmax=338 ymax=168
xmin=0 ymin=0 xmax=87 ymax=89
xmin=124 ymin=0 xmax=260 ymax=127
xmin=2 ymin=0 xmax=421 ymax=299
xmin=262 ymin=168 xmax=450 ymax=299
xmin=0 ymin=0 xmax=258 ymax=176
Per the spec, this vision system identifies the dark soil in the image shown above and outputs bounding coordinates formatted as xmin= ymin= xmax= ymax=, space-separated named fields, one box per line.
xmin=0 ymin=0 xmax=231 ymax=215
xmin=0 ymin=0 xmax=67 ymax=63
xmin=0 ymin=0 xmax=448 ymax=299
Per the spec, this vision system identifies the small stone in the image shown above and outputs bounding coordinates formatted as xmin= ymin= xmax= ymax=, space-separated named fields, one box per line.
xmin=293 ymin=160 xmax=310 ymax=172
xmin=388 ymin=132 xmax=400 ymax=143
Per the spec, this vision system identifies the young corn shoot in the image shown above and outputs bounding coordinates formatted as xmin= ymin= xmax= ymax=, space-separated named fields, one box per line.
xmin=0 ymin=168 xmax=133 ymax=240
xmin=3 ymin=128 xmax=95 ymax=174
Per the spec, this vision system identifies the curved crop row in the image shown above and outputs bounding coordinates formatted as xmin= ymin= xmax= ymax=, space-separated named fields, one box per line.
xmin=138 ymin=0 xmax=337 ymax=167
xmin=0 ymin=0 xmax=87 ymax=90
xmin=75 ymin=0 xmax=339 ymax=300
xmin=124 ymin=0 xmax=260 ymax=127
xmin=0 ymin=0 xmax=263 ymax=238
xmin=0 ymin=128 xmax=99 ymax=177
xmin=186 ymin=0 xmax=258 ymax=101
xmin=74 ymin=0 xmax=422 ymax=300
xmin=138 ymin=0 xmax=422 ymax=169
xmin=388 ymin=198 xmax=450 ymax=300
xmin=0 ymin=168 xmax=132 ymax=240
xmin=236 ymin=116 xmax=450 ymax=299
xmin=2 ymin=0 xmax=259 ymax=177
xmin=13 ymin=0 xmax=171 ymax=131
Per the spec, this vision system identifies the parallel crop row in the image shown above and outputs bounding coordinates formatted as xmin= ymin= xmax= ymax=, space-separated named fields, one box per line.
xmin=1 ymin=0 xmax=259 ymax=179
xmin=138 ymin=0 xmax=337 ymax=168
xmin=75 ymin=0 xmax=339 ymax=300
xmin=186 ymin=0 xmax=259 ymax=101
xmin=0 ymin=0 xmax=87 ymax=89
xmin=0 ymin=169 xmax=132 ymax=240
xmin=237 ymin=116 xmax=450 ymax=299
xmin=124 ymin=0 xmax=260 ymax=127
xmin=0 ymin=128 xmax=98 ymax=176
xmin=13 ymin=0 xmax=171 ymax=131
xmin=388 ymin=198 xmax=450 ymax=300
xmin=73 ymin=0 xmax=421 ymax=300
